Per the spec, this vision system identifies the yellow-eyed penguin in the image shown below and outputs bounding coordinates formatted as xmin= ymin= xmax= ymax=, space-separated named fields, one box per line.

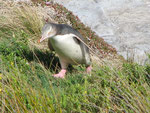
xmin=38 ymin=23 xmax=92 ymax=78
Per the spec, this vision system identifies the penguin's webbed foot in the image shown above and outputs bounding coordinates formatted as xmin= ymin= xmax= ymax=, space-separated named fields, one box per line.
xmin=53 ymin=69 xmax=67 ymax=79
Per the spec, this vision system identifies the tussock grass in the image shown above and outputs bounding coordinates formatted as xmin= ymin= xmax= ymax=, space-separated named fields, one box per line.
xmin=0 ymin=1 xmax=43 ymax=37
xmin=0 ymin=1 xmax=150 ymax=113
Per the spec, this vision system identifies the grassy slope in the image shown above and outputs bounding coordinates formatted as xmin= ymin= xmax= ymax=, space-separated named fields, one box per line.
xmin=0 ymin=1 xmax=150 ymax=113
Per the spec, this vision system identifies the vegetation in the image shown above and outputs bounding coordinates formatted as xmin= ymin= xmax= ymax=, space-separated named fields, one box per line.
xmin=0 ymin=1 xmax=150 ymax=113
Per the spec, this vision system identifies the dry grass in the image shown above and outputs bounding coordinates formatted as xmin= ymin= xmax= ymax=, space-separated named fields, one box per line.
xmin=0 ymin=1 xmax=43 ymax=36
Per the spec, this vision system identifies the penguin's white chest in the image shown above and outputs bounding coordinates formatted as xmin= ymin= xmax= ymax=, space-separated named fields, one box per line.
xmin=49 ymin=34 xmax=84 ymax=64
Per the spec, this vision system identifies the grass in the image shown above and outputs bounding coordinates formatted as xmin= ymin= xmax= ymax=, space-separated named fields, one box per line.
xmin=0 ymin=1 xmax=150 ymax=113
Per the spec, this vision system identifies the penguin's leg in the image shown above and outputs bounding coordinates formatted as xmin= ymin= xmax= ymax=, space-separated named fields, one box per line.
xmin=86 ymin=65 xmax=92 ymax=74
xmin=53 ymin=57 xmax=68 ymax=79
xmin=84 ymin=51 xmax=92 ymax=75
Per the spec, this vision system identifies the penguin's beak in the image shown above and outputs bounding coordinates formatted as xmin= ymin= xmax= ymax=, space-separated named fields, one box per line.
xmin=38 ymin=36 xmax=46 ymax=43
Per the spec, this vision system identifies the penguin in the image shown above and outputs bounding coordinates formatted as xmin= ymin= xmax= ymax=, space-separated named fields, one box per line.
xmin=38 ymin=23 xmax=92 ymax=78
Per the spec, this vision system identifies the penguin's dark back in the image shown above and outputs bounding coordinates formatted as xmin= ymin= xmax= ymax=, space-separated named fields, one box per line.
xmin=58 ymin=24 xmax=86 ymax=42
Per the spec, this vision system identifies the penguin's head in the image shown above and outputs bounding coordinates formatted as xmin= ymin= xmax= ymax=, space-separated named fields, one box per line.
xmin=38 ymin=23 xmax=57 ymax=43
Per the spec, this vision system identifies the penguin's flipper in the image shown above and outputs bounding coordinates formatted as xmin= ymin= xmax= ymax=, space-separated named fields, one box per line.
xmin=73 ymin=36 xmax=80 ymax=44
xmin=72 ymin=35 xmax=91 ymax=66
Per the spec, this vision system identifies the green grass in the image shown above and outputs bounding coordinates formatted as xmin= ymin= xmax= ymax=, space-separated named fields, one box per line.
xmin=0 ymin=1 xmax=150 ymax=113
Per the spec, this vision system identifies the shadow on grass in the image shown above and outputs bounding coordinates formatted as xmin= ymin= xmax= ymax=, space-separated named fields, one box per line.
xmin=22 ymin=48 xmax=60 ymax=71
xmin=22 ymin=48 xmax=74 ymax=73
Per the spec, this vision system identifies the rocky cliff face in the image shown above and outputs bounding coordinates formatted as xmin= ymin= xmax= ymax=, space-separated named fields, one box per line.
xmin=54 ymin=0 xmax=150 ymax=65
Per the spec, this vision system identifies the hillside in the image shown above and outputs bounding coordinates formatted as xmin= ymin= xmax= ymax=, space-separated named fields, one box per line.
xmin=0 ymin=0 xmax=150 ymax=112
